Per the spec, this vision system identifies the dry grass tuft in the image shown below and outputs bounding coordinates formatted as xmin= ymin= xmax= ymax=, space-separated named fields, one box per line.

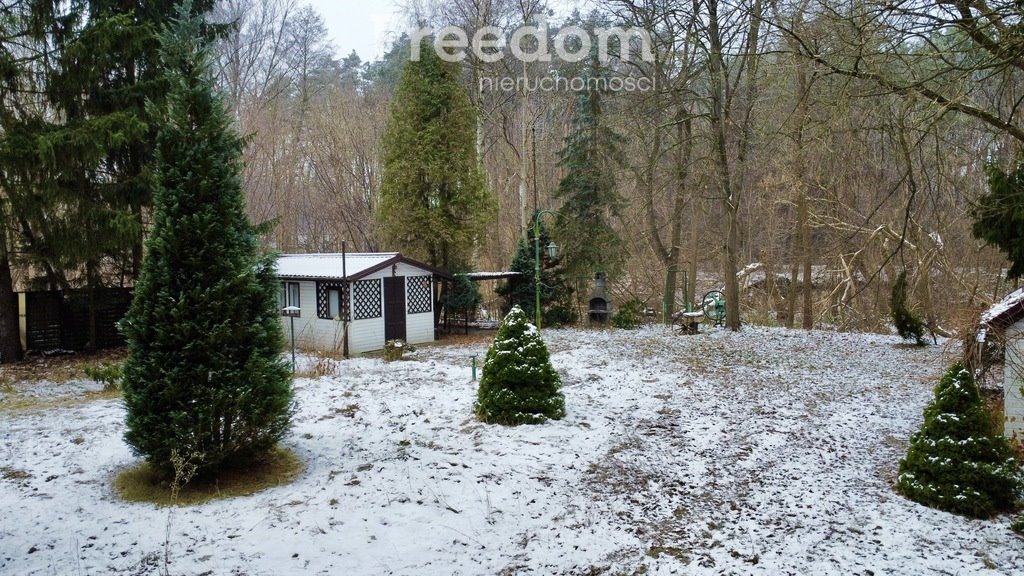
xmin=113 ymin=447 xmax=304 ymax=506
xmin=435 ymin=332 xmax=495 ymax=347
xmin=295 ymin=355 xmax=338 ymax=378
xmin=1 ymin=386 xmax=121 ymax=414
xmin=1 ymin=466 xmax=32 ymax=481
xmin=2 ymin=348 xmax=127 ymax=384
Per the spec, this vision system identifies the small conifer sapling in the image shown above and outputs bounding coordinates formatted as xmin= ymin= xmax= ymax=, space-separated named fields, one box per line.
xmin=896 ymin=362 xmax=1021 ymax=518
xmin=475 ymin=306 xmax=565 ymax=425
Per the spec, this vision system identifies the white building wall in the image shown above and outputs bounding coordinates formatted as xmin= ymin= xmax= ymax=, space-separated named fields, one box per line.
xmin=348 ymin=314 xmax=386 ymax=355
xmin=405 ymin=305 xmax=435 ymax=345
xmin=1005 ymin=320 xmax=1024 ymax=440
xmin=279 ymin=281 xmax=335 ymax=352
xmin=279 ymin=262 xmax=438 ymax=355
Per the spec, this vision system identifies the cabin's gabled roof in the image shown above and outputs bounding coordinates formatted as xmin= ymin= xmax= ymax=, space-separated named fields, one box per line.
xmin=980 ymin=286 xmax=1024 ymax=331
xmin=275 ymin=253 xmax=452 ymax=282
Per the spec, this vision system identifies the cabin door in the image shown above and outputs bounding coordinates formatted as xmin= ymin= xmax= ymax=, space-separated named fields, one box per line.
xmin=383 ymin=276 xmax=406 ymax=342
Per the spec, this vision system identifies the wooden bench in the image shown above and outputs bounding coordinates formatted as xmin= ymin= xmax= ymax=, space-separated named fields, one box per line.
xmin=672 ymin=310 xmax=705 ymax=334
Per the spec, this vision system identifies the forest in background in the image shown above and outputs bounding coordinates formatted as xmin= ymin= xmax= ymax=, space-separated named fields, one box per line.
xmin=3 ymin=0 xmax=1024 ymax=357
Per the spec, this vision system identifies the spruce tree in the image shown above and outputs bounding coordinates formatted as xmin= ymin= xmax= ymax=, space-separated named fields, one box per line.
xmin=443 ymin=271 xmax=482 ymax=333
xmin=553 ymin=54 xmax=625 ymax=280
xmin=1 ymin=1 xmax=216 ymax=354
xmin=120 ymin=6 xmax=293 ymax=478
xmin=475 ymin=306 xmax=565 ymax=425
xmin=891 ymin=270 xmax=926 ymax=345
xmin=972 ymin=164 xmax=1024 ymax=279
xmin=17 ymin=0 xmax=216 ymax=283
xmin=896 ymin=362 xmax=1021 ymax=518
xmin=377 ymin=38 xmax=493 ymax=270
xmin=0 ymin=5 xmax=35 ymax=363
xmin=495 ymin=214 xmax=575 ymax=326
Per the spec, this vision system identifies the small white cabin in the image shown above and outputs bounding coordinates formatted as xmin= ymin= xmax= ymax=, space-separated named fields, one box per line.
xmin=979 ymin=287 xmax=1024 ymax=440
xmin=275 ymin=253 xmax=451 ymax=355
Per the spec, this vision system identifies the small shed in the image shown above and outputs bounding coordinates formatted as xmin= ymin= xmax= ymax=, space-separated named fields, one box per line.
xmin=979 ymin=287 xmax=1024 ymax=440
xmin=275 ymin=253 xmax=452 ymax=355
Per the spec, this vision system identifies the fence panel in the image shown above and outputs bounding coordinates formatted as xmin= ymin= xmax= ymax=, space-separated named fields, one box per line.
xmin=22 ymin=288 xmax=132 ymax=352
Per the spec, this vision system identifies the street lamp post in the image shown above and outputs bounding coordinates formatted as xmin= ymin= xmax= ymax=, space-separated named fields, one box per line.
xmin=283 ymin=305 xmax=300 ymax=372
xmin=532 ymin=210 xmax=559 ymax=333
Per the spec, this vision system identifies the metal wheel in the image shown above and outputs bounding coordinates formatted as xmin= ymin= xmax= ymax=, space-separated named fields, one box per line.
xmin=702 ymin=290 xmax=726 ymax=326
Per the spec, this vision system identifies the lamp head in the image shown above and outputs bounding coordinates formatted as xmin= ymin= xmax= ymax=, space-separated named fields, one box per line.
xmin=545 ymin=242 xmax=559 ymax=259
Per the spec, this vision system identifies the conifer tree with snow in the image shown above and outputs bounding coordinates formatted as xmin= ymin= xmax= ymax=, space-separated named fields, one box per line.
xmin=120 ymin=5 xmax=293 ymax=478
xmin=475 ymin=306 xmax=565 ymax=425
xmin=896 ymin=362 xmax=1020 ymax=518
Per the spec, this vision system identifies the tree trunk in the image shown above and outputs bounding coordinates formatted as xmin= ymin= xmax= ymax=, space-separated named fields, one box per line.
xmin=723 ymin=203 xmax=742 ymax=330
xmin=707 ymin=0 xmax=740 ymax=331
xmin=708 ymin=0 xmax=761 ymax=332
xmin=786 ymin=260 xmax=798 ymax=328
xmin=917 ymin=250 xmax=939 ymax=342
xmin=663 ymin=266 xmax=677 ymax=323
xmin=132 ymin=204 xmax=144 ymax=281
xmin=0 ymin=249 xmax=22 ymax=363
xmin=662 ymin=115 xmax=691 ymax=322
xmin=800 ymin=191 xmax=813 ymax=329
xmin=86 ymin=262 xmax=98 ymax=351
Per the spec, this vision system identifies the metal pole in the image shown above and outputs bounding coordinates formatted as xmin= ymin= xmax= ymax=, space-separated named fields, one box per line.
xmin=342 ymin=240 xmax=349 ymax=359
xmin=534 ymin=212 xmax=542 ymax=333
xmin=290 ymin=315 xmax=296 ymax=372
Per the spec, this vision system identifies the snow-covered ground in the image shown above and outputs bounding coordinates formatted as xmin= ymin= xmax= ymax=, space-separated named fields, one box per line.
xmin=1 ymin=326 xmax=1021 ymax=575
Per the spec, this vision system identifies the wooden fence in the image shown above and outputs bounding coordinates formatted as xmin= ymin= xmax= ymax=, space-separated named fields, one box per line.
xmin=21 ymin=288 xmax=132 ymax=352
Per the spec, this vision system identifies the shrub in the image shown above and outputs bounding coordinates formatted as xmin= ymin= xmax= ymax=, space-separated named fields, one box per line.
xmin=613 ymin=298 xmax=645 ymax=330
xmin=475 ymin=306 xmax=565 ymax=425
xmin=896 ymin=362 xmax=1021 ymax=518
xmin=84 ymin=362 xmax=123 ymax=391
xmin=1013 ymin=514 xmax=1024 ymax=535
xmin=495 ymin=217 xmax=575 ymax=325
xmin=891 ymin=270 xmax=927 ymax=345
xmin=383 ymin=340 xmax=405 ymax=361
xmin=443 ymin=273 xmax=482 ymax=319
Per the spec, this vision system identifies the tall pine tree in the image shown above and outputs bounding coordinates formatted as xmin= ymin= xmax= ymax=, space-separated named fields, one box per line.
xmin=377 ymin=38 xmax=493 ymax=270
xmin=0 ymin=3 xmax=38 ymax=362
xmin=0 ymin=1 xmax=216 ymax=354
xmin=21 ymin=1 xmax=215 ymax=284
xmin=972 ymin=164 xmax=1024 ymax=279
xmin=553 ymin=52 xmax=625 ymax=281
xmin=120 ymin=4 xmax=293 ymax=478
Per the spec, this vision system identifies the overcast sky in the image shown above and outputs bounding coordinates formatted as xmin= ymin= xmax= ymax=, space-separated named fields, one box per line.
xmin=300 ymin=0 xmax=396 ymax=62
xmin=303 ymin=0 xmax=593 ymax=63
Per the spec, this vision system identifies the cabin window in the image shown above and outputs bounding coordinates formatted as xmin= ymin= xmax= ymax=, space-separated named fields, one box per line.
xmin=280 ymin=282 xmax=300 ymax=315
xmin=328 ymin=289 xmax=341 ymax=319
xmin=316 ymin=281 xmax=348 ymax=320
